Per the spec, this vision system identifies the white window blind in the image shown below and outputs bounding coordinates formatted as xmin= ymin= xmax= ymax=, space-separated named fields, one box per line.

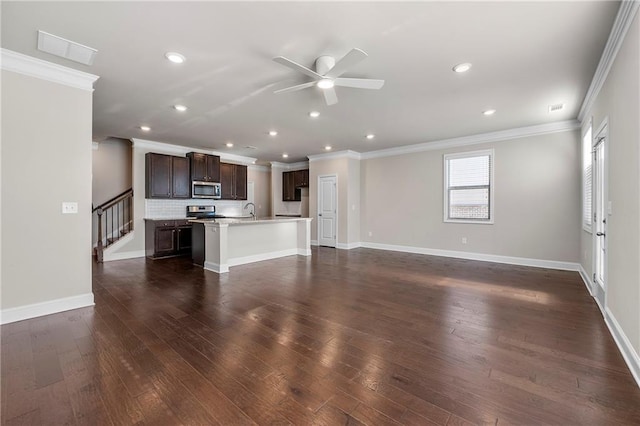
xmin=444 ymin=150 xmax=493 ymax=223
xmin=583 ymin=126 xmax=592 ymax=232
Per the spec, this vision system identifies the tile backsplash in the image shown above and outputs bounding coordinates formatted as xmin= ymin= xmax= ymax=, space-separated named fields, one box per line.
xmin=145 ymin=199 xmax=246 ymax=218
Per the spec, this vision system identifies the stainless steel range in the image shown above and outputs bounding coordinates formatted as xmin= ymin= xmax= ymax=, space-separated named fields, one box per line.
xmin=186 ymin=205 xmax=225 ymax=219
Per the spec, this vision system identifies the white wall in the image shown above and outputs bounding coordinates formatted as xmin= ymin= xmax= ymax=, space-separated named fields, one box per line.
xmin=1 ymin=67 xmax=95 ymax=316
xmin=248 ymin=166 xmax=271 ymax=218
xmin=581 ymin=11 xmax=640 ymax=357
xmin=360 ymin=131 xmax=581 ymax=263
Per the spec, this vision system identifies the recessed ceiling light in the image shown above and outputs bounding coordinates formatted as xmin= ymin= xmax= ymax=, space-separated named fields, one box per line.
xmin=226 ymin=142 xmax=234 ymax=147
xmin=317 ymin=79 xmax=335 ymax=89
xmin=173 ymin=104 xmax=187 ymax=112
xmin=309 ymin=111 xmax=320 ymax=118
xmin=165 ymin=52 xmax=185 ymax=64
xmin=325 ymin=145 xmax=332 ymax=151
xmin=282 ymin=153 xmax=289 ymax=158
xmin=269 ymin=130 xmax=278 ymax=136
xmin=366 ymin=134 xmax=375 ymax=140
xmin=453 ymin=63 xmax=472 ymax=73
xmin=483 ymin=109 xmax=496 ymax=116
xmin=139 ymin=125 xmax=151 ymax=131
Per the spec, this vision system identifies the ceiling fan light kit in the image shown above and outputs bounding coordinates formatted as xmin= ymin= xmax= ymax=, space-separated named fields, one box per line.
xmin=273 ymin=48 xmax=384 ymax=106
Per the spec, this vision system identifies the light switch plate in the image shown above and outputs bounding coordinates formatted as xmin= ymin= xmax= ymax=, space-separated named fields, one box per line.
xmin=62 ymin=202 xmax=78 ymax=214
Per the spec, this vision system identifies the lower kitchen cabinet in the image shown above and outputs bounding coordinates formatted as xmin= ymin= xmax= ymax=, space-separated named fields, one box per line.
xmin=145 ymin=219 xmax=192 ymax=258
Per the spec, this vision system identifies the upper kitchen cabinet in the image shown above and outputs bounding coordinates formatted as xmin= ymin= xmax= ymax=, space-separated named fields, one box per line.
xmin=187 ymin=152 xmax=220 ymax=182
xmin=294 ymin=169 xmax=309 ymax=188
xmin=145 ymin=153 xmax=190 ymax=199
xmin=220 ymin=163 xmax=247 ymax=200
xmin=282 ymin=169 xmax=309 ymax=201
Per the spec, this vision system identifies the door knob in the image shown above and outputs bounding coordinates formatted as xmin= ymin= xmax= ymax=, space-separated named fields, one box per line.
xmin=318 ymin=214 xmax=322 ymax=216
xmin=596 ymin=232 xmax=605 ymax=236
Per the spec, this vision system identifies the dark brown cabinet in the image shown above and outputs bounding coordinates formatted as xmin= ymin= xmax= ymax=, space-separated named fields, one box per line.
xmin=294 ymin=169 xmax=309 ymax=187
xmin=145 ymin=219 xmax=192 ymax=258
xmin=283 ymin=171 xmax=297 ymax=201
xmin=187 ymin=152 xmax=220 ymax=183
xmin=282 ymin=169 xmax=309 ymax=202
xmin=145 ymin=153 xmax=190 ymax=199
xmin=220 ymin=163 xmax=247 ymax=200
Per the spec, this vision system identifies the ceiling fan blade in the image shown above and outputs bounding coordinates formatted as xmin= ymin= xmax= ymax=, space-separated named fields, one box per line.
xmin=334 ymin=78 xmax=385 ymax=90
xmin=273 ymin=81 xmax=316 ymax=94
xmin=273 ymin=56 xmax=323 ymax=80
xmin=323 ymin=87 xmax=338 ymax=106
xmin=324 ymin=48 xmax=368 ymax=78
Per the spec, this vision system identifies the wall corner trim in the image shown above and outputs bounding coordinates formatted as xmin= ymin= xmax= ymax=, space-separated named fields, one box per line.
xmin=130 ymin=138 xmax=257 ymax=165
xmin=308 ymin=150 xmax=362 ymax=162
xmin=604 ymin=307 xmax=640 ymax=389
xmin=0 ymin=293 xmax=95 ymax=325
xmin=1 ymin=48 xmax=99 ymax=91
xmin=360 ymin=120 xmax=581 ymax=160
xmin=578 ymin=0 xmax=640 ymax=120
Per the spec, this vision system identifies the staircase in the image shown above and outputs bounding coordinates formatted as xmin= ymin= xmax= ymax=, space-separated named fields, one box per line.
xmin=93 ymin=188 xmax=133 ymax=262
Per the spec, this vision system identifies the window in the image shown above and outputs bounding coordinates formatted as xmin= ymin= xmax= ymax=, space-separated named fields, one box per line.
xmin=444 ymin=150 xmax=494 ymax=223
xmin=582 ymin=124 xmax=593 ymax=232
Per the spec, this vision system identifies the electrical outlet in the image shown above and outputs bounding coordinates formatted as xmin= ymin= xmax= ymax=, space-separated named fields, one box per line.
xmin=461 ymin=237 xmax=467 ymax=244
xmin=62 ymin=202 xmax=78 ymax=214
xmin=368 ymin=231 xmax=373 ymax=237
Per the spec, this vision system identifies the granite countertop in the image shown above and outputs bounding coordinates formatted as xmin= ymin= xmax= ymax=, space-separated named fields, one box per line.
xmin=188 ymin=216 xmax=312 ymax=226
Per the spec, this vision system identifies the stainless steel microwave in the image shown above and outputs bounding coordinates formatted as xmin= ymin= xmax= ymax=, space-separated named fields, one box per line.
xmin=192 ymin=181 xmax=221 ymax=199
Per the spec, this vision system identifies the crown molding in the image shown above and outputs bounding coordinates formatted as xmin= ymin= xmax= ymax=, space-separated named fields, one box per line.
xmin=1 ymin=48 xmax=99 ymax=91
xmin=360 ymin=120 xmax=580 ymax=160
xmin=270 ymin=161 xmax=309 ymax=170
xmin=130 ymin=138 xmax=257 ymax=165
xmin=248 ymin=164 xmax=271 ymax=172
xmin=307 ymin=150 xmax=362 ymax=163
xmin=578 ymin=0 xmax=640 ymax=121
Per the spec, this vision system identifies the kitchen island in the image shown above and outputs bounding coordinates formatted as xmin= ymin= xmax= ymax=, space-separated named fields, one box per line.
xmin=190 ymin=217 xmax=312 ymax=273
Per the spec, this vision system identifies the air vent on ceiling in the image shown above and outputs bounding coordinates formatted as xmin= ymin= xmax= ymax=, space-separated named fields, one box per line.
xmin=37 ymin=30 xmax=98 ymax=66
xmin=244 ymin=146 xmax=258 ymax=150
xmin=548 ymin=103 xmax=565 ymax=113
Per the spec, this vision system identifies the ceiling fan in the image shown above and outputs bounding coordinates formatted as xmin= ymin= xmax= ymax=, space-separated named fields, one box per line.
xmin=272 ymin=48 xmax=384 ymax=106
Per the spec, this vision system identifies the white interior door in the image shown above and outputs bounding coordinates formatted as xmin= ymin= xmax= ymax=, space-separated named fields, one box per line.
xmin=318 ymin=175 xmax=337 ymax=247
xmin=592 ymin=127 xmax=607 ymax=309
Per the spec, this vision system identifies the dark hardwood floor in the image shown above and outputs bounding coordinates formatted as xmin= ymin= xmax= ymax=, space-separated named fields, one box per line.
xmin=3 ymin=247 xmax=640 ymax=425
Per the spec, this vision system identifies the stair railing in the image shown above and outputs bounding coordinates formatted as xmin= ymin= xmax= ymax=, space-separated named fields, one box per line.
xmin=93 ymin=188 xmax=133 ymax=262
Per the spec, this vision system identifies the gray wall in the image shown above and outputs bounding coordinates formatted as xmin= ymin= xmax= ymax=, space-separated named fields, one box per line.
xmin=92 ymin=137 xmax=132 ymax=206
xmin=1 ymin=70 xmax=93 ymax=310
xmin=581 ymin=12 xmax=639 ymax=354
xmin=360 ymin=131 xmax=581 ymax=263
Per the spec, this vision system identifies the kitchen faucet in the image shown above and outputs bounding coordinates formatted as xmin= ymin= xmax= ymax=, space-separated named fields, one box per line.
xmin=243 ymin=202 xmax=256 ymax=219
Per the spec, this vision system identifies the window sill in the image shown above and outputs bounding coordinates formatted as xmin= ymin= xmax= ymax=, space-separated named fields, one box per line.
xmin=444 ymin=219 xmax=494 ymax=225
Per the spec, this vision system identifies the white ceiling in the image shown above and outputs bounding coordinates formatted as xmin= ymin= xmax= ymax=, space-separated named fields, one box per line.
xmin=1 ymin=1 xmax=619 ymax=164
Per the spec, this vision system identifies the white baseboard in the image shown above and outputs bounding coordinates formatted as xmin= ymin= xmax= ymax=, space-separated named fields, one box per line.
xmin=229 ymin=248 xmax=299 ymax=268
xmin=336 ymin=242 xmax=362 ymax=250
xmin=1 ymin=292 xmax=94 ymax=325
xmin=578 ymin=264 xmax=593 ymax=296
xmin=310 ymin=240 xmax=319 ymax=246
xmin=604 ymin=307 xmax=640 ymax=388
xmin=205 ymin=248 xmax=303 ymax=274
xmin=359 ymin=242 xmax=580 ymax=271
xmin=298 ymin=248 xmax=312 ymax=256
xmin=102 ymin=232 xmax=145 ymax=262
xmin=204 ymin=261 xmax=228 ymax=274
xmin=103 ymin=249 xmax=146 ymax=262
